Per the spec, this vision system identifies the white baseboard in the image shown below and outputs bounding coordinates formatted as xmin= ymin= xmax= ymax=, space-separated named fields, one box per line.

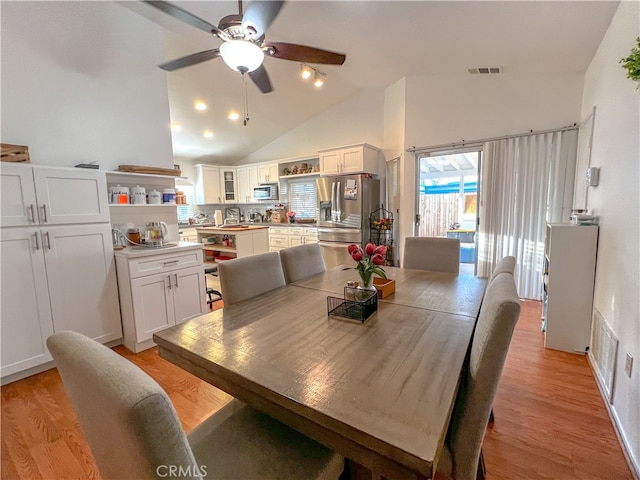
xmin=587 ymin=352 xmax=639 ymax=480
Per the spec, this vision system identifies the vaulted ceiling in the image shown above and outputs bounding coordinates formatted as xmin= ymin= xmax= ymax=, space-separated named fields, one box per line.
xmin=123 ymin=1 xmax=618 ymax=164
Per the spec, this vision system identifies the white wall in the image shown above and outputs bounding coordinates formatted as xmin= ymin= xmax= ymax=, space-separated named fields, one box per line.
xmin=240 ymin=88 xmax=384 ymax=164
xmin=1 ymin=2 xmax=173 ymax=170
xmin=393 ymin=72 xmax=585 ymax=255
xmin=580 ymin=1 xmax=640 ymax=472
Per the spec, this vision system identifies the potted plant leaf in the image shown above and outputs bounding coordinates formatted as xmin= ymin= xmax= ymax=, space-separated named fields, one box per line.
xmin=620 ymin=37 xmax=640 ymax=88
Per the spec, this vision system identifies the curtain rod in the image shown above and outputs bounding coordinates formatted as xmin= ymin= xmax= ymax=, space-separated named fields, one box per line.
xmin=406 ymin=123 xmax=579 ymax=155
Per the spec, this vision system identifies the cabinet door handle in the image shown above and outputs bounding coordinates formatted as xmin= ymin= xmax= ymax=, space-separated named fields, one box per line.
xmin=40 ymin=204 xmax=48 ymax=223
xmin=28 ymin=204 xmax=36 ymax=223
xmin=33 ymin=232 xmax=40 ymax=250
xmin=44 ymin=231 xmax=51 ymax=250
xmin=163 ymin=260 xmax=179 ymax=266
xmin=174 ymin=273 xmax=179 ymax=288
xmin=167 ymin=276 xmax=172 ymax=290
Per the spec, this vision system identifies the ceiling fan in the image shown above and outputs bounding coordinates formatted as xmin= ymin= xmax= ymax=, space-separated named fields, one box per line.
xmin=144 ymin=0 xmax=347 ymax=94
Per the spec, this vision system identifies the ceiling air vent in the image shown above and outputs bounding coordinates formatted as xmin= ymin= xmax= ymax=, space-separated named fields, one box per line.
xmin=467 ymin=66 xmax=503 ymax=75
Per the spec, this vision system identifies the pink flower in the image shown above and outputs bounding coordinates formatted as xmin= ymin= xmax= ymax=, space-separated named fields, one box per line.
xmin=347 ymin=244 xmax=359 ymax=255
xmin=371 ymin=254 xmax=385 ymax=265
xmin=374 ymin=245 xmax=388 ymax=256
xmin=351 ymin=248 xmax=364 ymax=262
xmin=365 ymin=243 xmax=376 ymax=255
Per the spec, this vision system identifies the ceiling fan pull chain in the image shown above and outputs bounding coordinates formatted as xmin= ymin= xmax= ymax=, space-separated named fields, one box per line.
xmin=242 ymin=73 xmax=250 ymax=126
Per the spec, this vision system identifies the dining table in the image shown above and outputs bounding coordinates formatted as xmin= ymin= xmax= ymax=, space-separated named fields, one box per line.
xmin=153 ymin=266 xmax=487 ymax=479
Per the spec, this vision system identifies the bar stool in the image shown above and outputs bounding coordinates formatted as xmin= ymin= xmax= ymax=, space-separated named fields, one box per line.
xmin=205 ymin=265 xmax=222 ymax=306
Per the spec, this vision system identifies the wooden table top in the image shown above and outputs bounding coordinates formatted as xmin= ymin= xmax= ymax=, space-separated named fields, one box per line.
xmin=294 ymin=266 xmax=487 ymax=318
xmin=154 ymin=270 xmax=487 ymax=479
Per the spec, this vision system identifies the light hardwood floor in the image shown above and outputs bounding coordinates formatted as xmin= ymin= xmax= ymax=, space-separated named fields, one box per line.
xmin=1 ymin=300 xmax=634 ymax=479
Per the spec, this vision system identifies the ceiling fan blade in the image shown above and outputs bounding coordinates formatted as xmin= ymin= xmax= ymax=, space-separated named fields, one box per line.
xmin=241 ymin=1 xmax=284 ymax=39
xmin=265 ymin=42 xmax=346 ymax=65
xmin=159 ymin=49 xmax=220 ymax=72
xmin=144 ymin=1 xmax=222 ymax=35
xmin=248 ymin=65 xmax=273 ymax=94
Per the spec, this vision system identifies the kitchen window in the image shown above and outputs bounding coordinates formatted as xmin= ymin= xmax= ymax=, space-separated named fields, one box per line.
xmin=288 ymin=180 xmax=317 ymax=219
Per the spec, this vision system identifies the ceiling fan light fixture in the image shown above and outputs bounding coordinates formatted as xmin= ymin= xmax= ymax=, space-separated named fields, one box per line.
xmin=300 ymin=64 xmax=313 ymax=80
xmin=219 ymin=40 xmax=264 ymax=73
xmin=313 ymin=71 xmax=325 ymax=88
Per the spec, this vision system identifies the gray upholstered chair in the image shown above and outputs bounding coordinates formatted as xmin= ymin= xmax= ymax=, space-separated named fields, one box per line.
xmin=436 ymin=273 xmax=521 ymax=480
xmin=402 ymin=237 xmax=461 ymax=273
xmin=47 ymin=331 xmax=344 ymax=480
xmin=279 ymin=243 xmax=326 ymax=284
xmin=218 ymin=251 xmax=286 ymax=306
xmin=489 ymin=256 xmax=516 ymax=282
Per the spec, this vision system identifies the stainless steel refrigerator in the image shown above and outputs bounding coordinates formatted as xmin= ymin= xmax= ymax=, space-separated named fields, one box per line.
xmin=316 ymin=175 xmax=380 ymax=269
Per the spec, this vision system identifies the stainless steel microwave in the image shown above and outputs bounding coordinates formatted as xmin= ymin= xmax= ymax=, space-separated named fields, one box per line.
xmin=253 ymin=184 xmax=278 ymax=201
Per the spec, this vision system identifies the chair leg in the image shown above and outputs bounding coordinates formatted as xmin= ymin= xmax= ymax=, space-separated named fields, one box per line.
xmin=476 ymin=449 xmax=486 ymax=480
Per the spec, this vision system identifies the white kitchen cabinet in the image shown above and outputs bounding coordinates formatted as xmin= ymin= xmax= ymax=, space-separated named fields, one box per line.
xmin=115 ymin=245 xmax=207 ymax=352
xmin=194 ymin=164 xmax=222 ymax=204
xmin=198 ymin=227 xmax=269 ymax=262
xmin=543 ymin=224 xmax=599 ymax=353
xmin=257 ymin=162 xmax=279 ymax=183
xmin=237 ymin=165 xmax=258 ymax=204
xmin=1 ymin=163 xmax=110 ymax=226
xmin=318 ymin=144 xmax=381 ymax=175
xmin=269 ymin=226 xmax=318 ymax=251
xmin=178 ymin=227 xmax=198 ymax=242
xmin=1 ymin=165 xmax=120 ymax=384
xmin=220 ymin=168 xmax=238 ymax=203
xmin=1 ymin=223 xmax=122 ymax=380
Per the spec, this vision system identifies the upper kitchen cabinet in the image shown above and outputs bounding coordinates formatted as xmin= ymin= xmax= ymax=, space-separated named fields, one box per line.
xmin=1 ymin=163 xmax=110 ymax=226
xmin=237 ymin=165 xmax=258 ymax=204
xmin=220 ymin=168 xmax=237 ymax=204
xmin=194 ymin=164 xmax=222 ymax=204
xmin=257 ymin=162 xmax=279 ymax=183
xmin=318 ymin=143 xmax=381 ymax=176
xmin=194 ymin=165 xmax=237 ymax=204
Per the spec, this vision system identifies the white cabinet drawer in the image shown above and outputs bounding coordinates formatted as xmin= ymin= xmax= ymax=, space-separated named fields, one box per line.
xmin=269 ymin=226 xmax=289 ymax=235
xmin=305 ymin=227 xmax=318 ymax=235
xmin=288 ymin=227 xmax=305 ymax=236
xmin=269 ymin=235 xmax=289 ymax=248
xmin=129 ymin=250 xmax=203 ymax=279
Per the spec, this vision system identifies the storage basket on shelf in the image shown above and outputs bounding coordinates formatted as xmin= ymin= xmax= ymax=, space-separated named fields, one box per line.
xmin=1 ymin=144 xmax=30 ymax=163
xmin=369 ymin=206 xmax=393 ymax=265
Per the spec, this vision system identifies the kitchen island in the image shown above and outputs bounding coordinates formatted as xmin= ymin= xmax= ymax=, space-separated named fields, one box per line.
xmin=197 ymin=225 xmax=269 ymax=263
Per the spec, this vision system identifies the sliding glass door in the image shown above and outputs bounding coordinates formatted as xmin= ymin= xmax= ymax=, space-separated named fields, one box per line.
xmin=415 ymin=149 xmax=481 ymax=274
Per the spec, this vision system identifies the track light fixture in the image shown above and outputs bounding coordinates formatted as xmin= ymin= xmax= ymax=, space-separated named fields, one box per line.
xmin=300 ymin=64 xmax=313 ymax=80
xmin=313 ymin=71 xmax=325 ymax=88
xmin=300 ymin=64 xmax=326 ymax=88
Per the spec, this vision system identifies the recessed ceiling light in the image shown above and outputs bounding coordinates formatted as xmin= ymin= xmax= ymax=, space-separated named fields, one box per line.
xmin=228 ymin=112 xmax=240 ymax=121
xmin=203 ymin=131 xmax=214 ymax=138
xmin=171 ymin=123 xmax=182 ymax=132
xmin=195 ymin=102 xmax=207 ymax=111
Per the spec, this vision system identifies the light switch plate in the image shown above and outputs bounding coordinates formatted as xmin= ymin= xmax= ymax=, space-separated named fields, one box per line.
xmin=625 ymin=352 xmax=633 ymax=378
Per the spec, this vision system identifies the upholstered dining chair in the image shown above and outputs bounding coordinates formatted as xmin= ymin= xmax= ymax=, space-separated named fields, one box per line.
xmin=436 ymin=273 xmax=521 ymax=480
xmin=279 ymin=243 xmax=326 ymax=284
xmin=218 ymin=251 xmax=286 ymax=306
xmin=402 ymin=237 xmax=461 ymax=273
xmin=47 ymin=331 xmax=345 ymax=480
xmin=489 ymin=255 xmax=516 ymax=282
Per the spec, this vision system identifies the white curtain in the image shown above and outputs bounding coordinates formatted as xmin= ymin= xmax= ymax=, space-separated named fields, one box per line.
xmin=478 ymin=129 xmax=577 ymax=299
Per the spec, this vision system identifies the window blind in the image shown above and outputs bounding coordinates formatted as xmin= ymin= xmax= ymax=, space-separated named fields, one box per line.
xmin=288 ymin=180 xmax=317 ymax=219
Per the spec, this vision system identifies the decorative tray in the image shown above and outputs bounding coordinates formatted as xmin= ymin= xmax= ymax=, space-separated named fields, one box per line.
xmin=327 ymin=287 xmax=377 ymax=323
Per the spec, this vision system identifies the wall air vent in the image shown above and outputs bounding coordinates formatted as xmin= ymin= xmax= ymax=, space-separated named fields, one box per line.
xmin=467 ymin=66 xmax=503 ymax=75
xmin=589 ymin=308 xmax=618 ymax=403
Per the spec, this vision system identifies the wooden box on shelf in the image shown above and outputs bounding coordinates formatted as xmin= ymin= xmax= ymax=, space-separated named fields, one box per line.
xmin=373 ymin=277 xmax=396 ymax=299
xmin=1 ymin=144 xmax=30 ymax=163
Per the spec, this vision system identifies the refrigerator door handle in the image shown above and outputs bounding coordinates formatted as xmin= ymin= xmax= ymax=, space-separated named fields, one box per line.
xmin=331 ymin=181 xmax=336 ymax=222
xmin=336 ymin=181 xmax=341 ymax=221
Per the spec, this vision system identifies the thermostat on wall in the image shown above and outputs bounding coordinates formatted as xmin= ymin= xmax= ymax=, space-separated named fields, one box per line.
xmin=585 ymin=167 xmax=600 ymax=187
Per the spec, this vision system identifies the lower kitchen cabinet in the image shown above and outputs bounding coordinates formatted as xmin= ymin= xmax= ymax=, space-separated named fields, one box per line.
xmin=1 ymin=224 xmax=122 ymax=382
xmin=269 ymin=226 xmax=318 ymax=251
xmin=115 ymin=245 xmax=206 ymax=352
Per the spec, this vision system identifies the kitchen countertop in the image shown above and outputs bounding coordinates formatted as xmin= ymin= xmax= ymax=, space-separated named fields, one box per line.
xmin=196 ymin=225 xmax=270 ymax=232
xmin=114 ymin=241 xmax=203 ymax=259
